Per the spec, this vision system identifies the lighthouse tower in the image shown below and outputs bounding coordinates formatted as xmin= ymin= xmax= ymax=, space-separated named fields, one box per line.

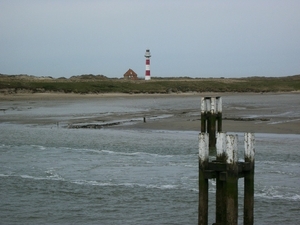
xmin=144 ymin=49 xmax=151 ymax=80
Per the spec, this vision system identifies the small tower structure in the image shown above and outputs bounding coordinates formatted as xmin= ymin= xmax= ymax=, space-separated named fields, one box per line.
xmin=144 ymin=49 xmax=151 ymax=80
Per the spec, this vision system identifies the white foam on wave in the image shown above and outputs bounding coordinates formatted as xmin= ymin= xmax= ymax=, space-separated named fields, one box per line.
xmin=100 ymin=149 xmax=174 ymax=158
xmin=30 ymin=174 xmax=64 ymax=181
xmin=257 ymin=160 xmax=300 ymax=167
xmin=256 ymin=186 xmax=300 ymax=201
xmin=73 ymin=180 xmax=113 ymax=186
xmin=45 ymin=169 xmax=64 ymax=180
xmin=255 ymin=192 xmax=300 ymax=201
xmin=268 ymin=170 xmax=297 ymax=176
xmin=258 ymin=160 xmax=276 ymax=165
xmin=21 ymin=174 xmax=45 ymax=180
xmin=30 ymin=145 xmax=47 ymax=150
xmin=184 ymin=164 xmax=197 ymax=168
xmin=0 ymin=174 xmax=42 ymax=179
xmin=0 ymin=174 xmax=10 ymax=177
xmin=14 ymin=173 xmax=65 ymax=181
xmin=72 ymin=179 xmax=181 ymax=190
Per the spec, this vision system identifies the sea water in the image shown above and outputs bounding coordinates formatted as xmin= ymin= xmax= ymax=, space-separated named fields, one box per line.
xmin=0 ymin=125 xmax=299 ymax=224
xmin=0 ymin=95 xmax=300 ymax=224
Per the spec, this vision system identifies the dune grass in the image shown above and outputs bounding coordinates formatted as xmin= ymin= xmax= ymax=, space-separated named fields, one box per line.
xmin=0 ymin=74 xmax=299 ymax=94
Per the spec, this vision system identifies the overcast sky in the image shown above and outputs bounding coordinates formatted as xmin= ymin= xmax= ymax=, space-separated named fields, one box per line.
xmin=1 ymin=0 xmax=300 ymax=78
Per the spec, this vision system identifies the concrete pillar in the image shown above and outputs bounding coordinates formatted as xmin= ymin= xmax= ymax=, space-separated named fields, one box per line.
xmin=198 ymin=133 xmax=209 ymax=225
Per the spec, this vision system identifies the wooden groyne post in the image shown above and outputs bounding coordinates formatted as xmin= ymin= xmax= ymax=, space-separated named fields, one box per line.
xmin=198 ymin=132 xmax=255 ymax=225
xmin=201 ymin=97 xmax=222 ymax=149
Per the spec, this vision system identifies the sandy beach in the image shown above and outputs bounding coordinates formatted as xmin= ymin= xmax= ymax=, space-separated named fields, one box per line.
xmin=0 ymin=92 xmax=299 ymax=134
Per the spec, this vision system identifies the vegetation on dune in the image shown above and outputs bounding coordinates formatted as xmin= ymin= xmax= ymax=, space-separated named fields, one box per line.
xmin=0 ymin=74 xmax=299 ymax=94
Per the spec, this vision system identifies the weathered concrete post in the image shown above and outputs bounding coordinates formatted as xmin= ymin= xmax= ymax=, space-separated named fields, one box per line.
xmin=200 ymin=98 xmax=207 ymax=133
xmin=217 ymin=97 xmax=222 ymax=133
xmin=198 ymin=133 xmax=209 ymax=225
xmin=215 ymin=132 xmax=227 ymax=224
xmin=208 ymin=98 xmax=216 ymax=149
xmin=198 ymin=132 xmax=255 ymax=225
xmin=199 ymin=97 xmax=254 ymax=224
xmin=244 ymin=133 xmax=255 ymax=225
xmin=200 ymin=97 xmax=222 ymax=149
xmin=225 ymin=134 xmax=239 ymax=225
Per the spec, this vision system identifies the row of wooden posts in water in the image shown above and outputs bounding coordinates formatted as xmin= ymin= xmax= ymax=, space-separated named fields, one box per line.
xmin=199 ymin=97 xmax=255 ymax=225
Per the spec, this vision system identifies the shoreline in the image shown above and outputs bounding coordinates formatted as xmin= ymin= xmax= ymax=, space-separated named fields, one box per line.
xmin=1 ymin=91 xmax=299 ymax=100
xmin=0 ymin=92 xmax=299 ymax=135
xmin=115 ymin=114 xmax=300 ymax=135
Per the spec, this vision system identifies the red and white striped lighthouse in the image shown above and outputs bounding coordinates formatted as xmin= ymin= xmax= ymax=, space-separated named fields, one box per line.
xmin=144 ymin=49 xmax=151 ymax=80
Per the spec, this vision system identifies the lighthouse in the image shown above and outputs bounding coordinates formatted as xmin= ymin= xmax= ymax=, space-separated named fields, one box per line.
xmin=144 ymin=49 xmax=151 ymax=80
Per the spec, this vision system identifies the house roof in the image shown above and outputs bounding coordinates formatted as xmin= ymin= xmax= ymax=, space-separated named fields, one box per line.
xmin=123 ymin=68 xmax=138 ymax=79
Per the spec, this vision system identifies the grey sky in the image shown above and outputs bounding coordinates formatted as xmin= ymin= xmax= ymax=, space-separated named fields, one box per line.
xmin=1 ymin=0 xmax=299 ymax=78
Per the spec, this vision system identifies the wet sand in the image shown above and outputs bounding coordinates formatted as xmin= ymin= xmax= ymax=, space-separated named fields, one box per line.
xmin=0 ymin=92 xmax=299 ymax=134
